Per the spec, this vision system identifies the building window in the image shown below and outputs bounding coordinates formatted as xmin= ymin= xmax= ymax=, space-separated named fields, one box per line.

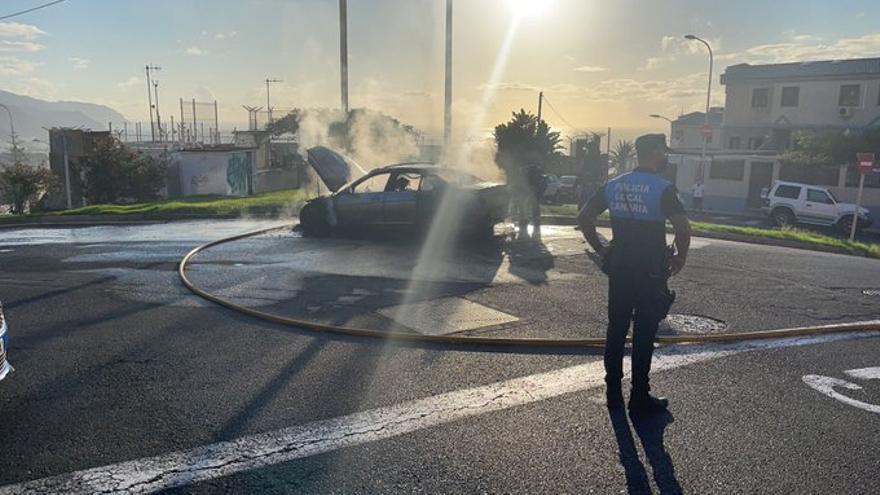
xmin=673 ymin=129 xmax=684 ymax=142
xmin=728 ymin=137 xmax=741 ymax=149
xmin=751 ymin=88 xmax=770 ymax=108
xmin=781 ymin=86 xmax=799 ymax=107
xmin=709 ymin=159 xmax=745 ymax=181
xmin=748 ymin=137 xmax=765 ymax=150
xmin=839 ymin=84 xmax=861 ymax=107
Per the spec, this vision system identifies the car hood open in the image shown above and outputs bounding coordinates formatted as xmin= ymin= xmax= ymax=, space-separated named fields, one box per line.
xmin=306 ymin=146 xmax=363 ymax=193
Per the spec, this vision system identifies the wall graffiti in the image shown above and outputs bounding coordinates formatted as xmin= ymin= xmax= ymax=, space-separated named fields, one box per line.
xmin=226 ymin=152 xmax=251 ymax=195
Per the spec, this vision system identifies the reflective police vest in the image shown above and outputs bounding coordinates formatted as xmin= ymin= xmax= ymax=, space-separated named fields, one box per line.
xmin=604 ymin=170 xmax=672 ymax=269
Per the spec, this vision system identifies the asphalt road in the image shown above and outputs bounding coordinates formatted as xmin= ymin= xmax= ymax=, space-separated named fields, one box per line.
xmin=0 ymin=220 xmax=878 ymax=494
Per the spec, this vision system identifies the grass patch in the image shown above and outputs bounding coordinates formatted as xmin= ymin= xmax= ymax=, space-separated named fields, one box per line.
xmin=540 ymin=204 xmax=879 ymax=258
xmin=0 ymin=189 xmax=313 ymax=223
xmin=690 ymin=222 xmax=880 ymax=258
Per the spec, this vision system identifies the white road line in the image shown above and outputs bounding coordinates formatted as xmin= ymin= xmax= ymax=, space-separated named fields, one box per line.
xmin=2 ymin=332 xmax=878 ymax=494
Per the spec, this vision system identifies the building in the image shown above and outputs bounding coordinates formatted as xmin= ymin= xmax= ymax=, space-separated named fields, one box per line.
xmin=670 ymin=57 xmax=880 ymax=221
xmin=720 ymin=57 xmax=880 ymax=151
xmin=670 ymin=108 xmax=723 ymax=151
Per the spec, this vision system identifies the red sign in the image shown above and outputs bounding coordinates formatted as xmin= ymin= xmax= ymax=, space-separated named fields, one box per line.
xmin=857 ymin=152 xmax=875 ymax=175
xmin=701 ymin=124 xmax=713 ymax=139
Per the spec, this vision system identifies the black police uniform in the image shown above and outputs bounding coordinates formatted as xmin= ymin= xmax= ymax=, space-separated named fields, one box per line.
xmin=583 ymin=168 xmax=685 ymax=396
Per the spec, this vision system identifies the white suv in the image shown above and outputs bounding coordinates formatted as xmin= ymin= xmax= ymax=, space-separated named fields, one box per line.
xmin=761 ymin=181 xmax=873 ymax=233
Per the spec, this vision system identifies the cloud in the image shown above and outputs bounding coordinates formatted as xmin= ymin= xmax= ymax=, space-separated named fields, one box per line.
xmin=117 ymin=76 xmax=141 ymax=88
xmin=0 ymin=40 xmax=45 ymax=52
xmin=574 ymin=65 xmax=609 ymax=73
xmin=185 ymin=46 xmax=206 ymax=56
xmin=562 ymin=54 xmax=575 ymax=62
xmin=644 ymin=34 xmax=721 ymax=70
xmin=0 ymin=22 xmax=46 ymax=39
xmin=722 ymin=32 xmax=880 ymax=65
xmin=480 ymin=82 xmax=539 ymax=92
xmin=0 ymin=56 xmax=36 ymax=76
xmin=214 ymin=31 xmax=237 ymax=40
xmin=68 ymin=57 xmax=89 ymax=69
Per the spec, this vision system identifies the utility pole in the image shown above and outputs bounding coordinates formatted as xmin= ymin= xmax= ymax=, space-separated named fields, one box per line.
xmin=443 ymin=0 xmax=453 ymax=154
xmin=0 ymin=103 xmax=19 ymax=162
xmin=685 ymin=35 xmax=713 ymax=179
xmin=145 ymin=64 xmax=160 ymax=142
xmin=61 ymin=130 xmax=72 ymax=209
xmin=339 ymin=0 xmax=349 ymax=113
xmin=153 ymin=80 xmax=162 ymax=141
xmin=536 ymin=91 xmax=543 ymax=123
xmin=265 ymin=78 xmax=282 ymax=124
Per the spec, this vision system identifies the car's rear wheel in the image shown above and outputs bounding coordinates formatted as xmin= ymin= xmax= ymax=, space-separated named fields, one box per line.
xmin=771 ymin=208 xmax=795 ymax=228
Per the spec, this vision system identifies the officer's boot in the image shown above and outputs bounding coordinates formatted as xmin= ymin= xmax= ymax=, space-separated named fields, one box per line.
xmin=628 ymin=386 xmax=669 ymax=414
xmin=605 ymin=379 xmax=624 ymax=409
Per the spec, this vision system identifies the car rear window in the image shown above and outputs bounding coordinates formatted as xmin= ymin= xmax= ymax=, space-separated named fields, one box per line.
xmin=775 ymin=185 xmax=801 ymax=199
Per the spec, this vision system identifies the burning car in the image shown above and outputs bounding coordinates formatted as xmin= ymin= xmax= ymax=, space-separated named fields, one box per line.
xmin=299 ymin=146 xmax=509 ymax=237
xmin=0 ymin=301 xmax=11 ymax=382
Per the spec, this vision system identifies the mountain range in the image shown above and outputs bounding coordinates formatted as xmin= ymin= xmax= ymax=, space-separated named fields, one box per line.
xmin=0 ymin=90 xmax=126 ymax=145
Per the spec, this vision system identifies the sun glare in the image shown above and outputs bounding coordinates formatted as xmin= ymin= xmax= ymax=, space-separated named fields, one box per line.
xmin=507 ymin=0 xmax=555 ymax=19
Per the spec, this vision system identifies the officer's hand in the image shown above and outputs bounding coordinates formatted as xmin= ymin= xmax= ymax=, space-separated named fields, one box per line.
xmin=669 ymin=253 xmax=686 ymax=275
xmin=596 ymin=245 xmax=609 ymax=259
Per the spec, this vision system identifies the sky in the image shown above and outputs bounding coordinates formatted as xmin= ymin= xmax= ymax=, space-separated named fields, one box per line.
xmin=1 ymin=0 xmax=879 ymax=142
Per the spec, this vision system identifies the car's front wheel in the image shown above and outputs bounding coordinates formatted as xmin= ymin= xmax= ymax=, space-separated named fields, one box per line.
xmin=299 ymin=201 xmax=332 ymax=237
xmin=770 ymin=208 xmax=795 ymax=228
xmin=837 ymin=215 xmax=863 ymax=235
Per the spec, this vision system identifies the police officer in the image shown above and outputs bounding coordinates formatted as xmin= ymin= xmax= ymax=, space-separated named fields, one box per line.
xmin=577 ymin=134 xmax=691 ymax=413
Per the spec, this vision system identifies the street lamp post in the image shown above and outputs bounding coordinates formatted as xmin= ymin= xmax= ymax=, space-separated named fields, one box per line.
xmin=685 ymin=34 xmax=713 ymax=178
xmin=0 ymin=103 xmax=19 ymax=161
xmin=649 ymin=114 xmax=674 ymax=140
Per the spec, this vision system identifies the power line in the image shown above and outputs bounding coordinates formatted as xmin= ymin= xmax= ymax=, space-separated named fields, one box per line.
xmin=540 ymin=95 xmax=591 ymax=136
xmin=0 ymin=0 xmax=68 ymax=21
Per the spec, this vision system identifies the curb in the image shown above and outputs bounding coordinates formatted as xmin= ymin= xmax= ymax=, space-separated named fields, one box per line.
xmin=539 ymin=215 xmax=876 ymax=259
xmin=177 ymin=223 xmax=880 ymax=350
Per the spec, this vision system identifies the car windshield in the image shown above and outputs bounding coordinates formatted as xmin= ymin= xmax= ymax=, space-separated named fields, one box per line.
xmin=826 ymin=189 xmax=839 ymax=203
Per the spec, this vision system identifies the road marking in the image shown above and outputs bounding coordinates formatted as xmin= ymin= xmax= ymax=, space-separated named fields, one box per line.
xmin=2 ymin=332 xmax=878 ymax=495
xmin=803 ymin=366 xmax=880 ymax=415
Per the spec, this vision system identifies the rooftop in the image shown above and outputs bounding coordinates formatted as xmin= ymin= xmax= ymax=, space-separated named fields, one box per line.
xmin=721 ymin=57 xmax=880 ymax=84
xmin=674 ymin=109 xmax=724 ymax=126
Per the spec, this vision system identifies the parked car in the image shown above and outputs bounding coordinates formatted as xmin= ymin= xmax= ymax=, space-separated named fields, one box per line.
xmin=558 ymin=175 xmax=579 ymax=204
xmin=543 ymin=174 xmax=562 ymax=204
xmin=0 ymin=301 xmax=11 ymax=383
xmin=300 ymin=146 xmax=509 ymax=238
xmin=761 ymin=180 xmax=873 ymax=233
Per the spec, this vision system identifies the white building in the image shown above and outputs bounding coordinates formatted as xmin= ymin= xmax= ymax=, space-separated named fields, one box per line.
xmin=670 ymin=108 xmax=723 ymax=152
xmin=672 ymin=57 xmax=880 ymax=220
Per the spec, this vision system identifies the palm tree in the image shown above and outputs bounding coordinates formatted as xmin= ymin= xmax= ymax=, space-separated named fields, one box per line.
xmin=611 ymin=139 xmax=636 ymax=175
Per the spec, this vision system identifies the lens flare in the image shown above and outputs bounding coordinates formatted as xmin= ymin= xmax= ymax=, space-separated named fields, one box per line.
xmin=507 ymin=0 xmax=555 ymax=19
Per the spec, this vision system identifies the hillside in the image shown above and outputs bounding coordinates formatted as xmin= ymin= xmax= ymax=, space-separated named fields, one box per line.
xmin=0 ymin=89 xmax=126 ymax=143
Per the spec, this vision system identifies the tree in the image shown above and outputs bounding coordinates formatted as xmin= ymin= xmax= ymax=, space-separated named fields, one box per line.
xmin=493 ymin=109 xmax=562 ymax=180
xmin=0 ymin=163 xmax=58 ymax=214
xmin=610 ymin=139 xmax=636 ymax=175
xmin=782 ymin=129 xmax=880 ymax=167
xmin=80 ymin=137 xmax=170 ymax=204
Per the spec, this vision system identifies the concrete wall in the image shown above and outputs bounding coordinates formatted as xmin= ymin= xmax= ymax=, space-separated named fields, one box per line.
xmin=176 ymin=150 xmax=254 ymax=197
xmin=673 ymin=152 xmax=880 ymax=219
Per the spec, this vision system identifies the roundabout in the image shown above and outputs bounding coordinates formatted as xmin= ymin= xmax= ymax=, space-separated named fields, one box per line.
xmin=178 ymin=223 xmax=880 ymax=348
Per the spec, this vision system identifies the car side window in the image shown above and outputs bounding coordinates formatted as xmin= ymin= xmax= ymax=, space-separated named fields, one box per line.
xmin=353 ymin=173 xmax=391 ymax=193
xmin=387 ymin=173 xmax=420 ymax=192
xmin=807 ymin=189 xmax=833 ymax=204
xmin=420 ymin=174 xmax=443 ymax=192
xmin=775 ymin=185 xmax=801 ymax=199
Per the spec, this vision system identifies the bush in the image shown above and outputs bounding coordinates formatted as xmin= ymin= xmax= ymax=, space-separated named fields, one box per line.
xmin=80 ymin=138 xmax=171 ymax=204
xmin=0 ymin=163 xmax=59 ymax=214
